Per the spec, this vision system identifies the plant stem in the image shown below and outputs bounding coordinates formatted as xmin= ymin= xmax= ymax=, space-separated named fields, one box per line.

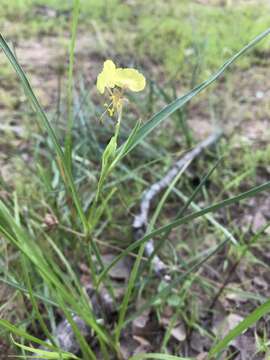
xmin=65 ymin=0 xmax=80 ymax=170
xmin=114 ymin=106 xmax=123 ymax=143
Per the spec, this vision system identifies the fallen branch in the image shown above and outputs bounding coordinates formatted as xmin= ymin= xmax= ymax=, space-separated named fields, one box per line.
xmin=132 ymin=130 xmax=223 ymax=276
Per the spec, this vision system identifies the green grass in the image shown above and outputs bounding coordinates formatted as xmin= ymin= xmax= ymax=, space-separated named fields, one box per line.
xmin=1 ymin=1 xmax=270 ymax=359
xmin=1 ymin=0 xmax=270 ymax=77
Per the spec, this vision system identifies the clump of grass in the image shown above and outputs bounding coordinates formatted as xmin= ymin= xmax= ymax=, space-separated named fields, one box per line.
xmin=135 ymin=1 xmax=270 ymax=81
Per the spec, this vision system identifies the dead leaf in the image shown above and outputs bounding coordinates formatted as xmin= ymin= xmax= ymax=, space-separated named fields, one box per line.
xmin=160 ymin=306 xmax=174 ymax=326
xmin=120 ymin=337 xmax=138 ymax=360
xmin=101 ymin=254 xmax=130 ymax=280
xmin=0 ymin=190 xmax=9 ymax=201
xmin=42 ymin=213 xmax=58 ymax=230
xmin=225 ymin=283 xmax=247 ymax=304
xmin=171 ymin=323 xmax=186 ymax=342
xmin=213 ymin=313 xmax=244 ymax=338
xmin=196 ymin=353 xmax=208 ymax=360
xmin=132 ymin=309 xmax=151 ymax=337
xmin=232 ymin=332 xmax=257 ymax=359
xmin=190 ymin=330 xmax=211 ymax=353
xmin=133 ymin=335 xmax=152 ymax=354
xmin=252 ymin=212 xmax=267 ymax=233
xmin=253 ymin=276 xmax=268 ymax=291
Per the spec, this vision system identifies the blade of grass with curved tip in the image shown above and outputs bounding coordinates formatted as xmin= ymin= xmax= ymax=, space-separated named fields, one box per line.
xmin=97 ymin=180 xmax=270 ymax=285
xmin=116 ymin=28 xmax=270 ymax=159
xmin=0 ymin=34 xmax=88 ymax=233
xmin=11 ymin=335 xmax=80 ymax=359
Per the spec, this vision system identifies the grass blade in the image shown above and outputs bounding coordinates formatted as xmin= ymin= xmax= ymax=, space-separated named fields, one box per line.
xmin=0 ymin=34 xmax=88 ymax=233
xmin=209 ymin=298 xmax=270 ymax=357
xmin=65 ymin=0 xmax=80 ymax=167
xmin=0 ymin=319 xmax=56 ymax=350
xmin=11 ymin=335 xmax=79 ymax=359
xmin=0 ymin=277 xmax=59 ymax=308
xmin=0 ymin=201 xmax=113 ymax=353
xmin=98 ymin=180 xmax=270 ymax=285
xmin=117 ymin=28 xmax=270 ymax=158
xmin=125 ymin=238 xmax=229 ymax=326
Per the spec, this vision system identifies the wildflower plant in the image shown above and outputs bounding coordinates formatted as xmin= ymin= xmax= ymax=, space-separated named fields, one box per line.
xmin=89 ymin=60 xmax=146 ymax=227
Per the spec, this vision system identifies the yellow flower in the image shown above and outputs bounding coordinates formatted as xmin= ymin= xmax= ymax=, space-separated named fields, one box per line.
xmin=96 ymin=59 xmax=146 ymax=94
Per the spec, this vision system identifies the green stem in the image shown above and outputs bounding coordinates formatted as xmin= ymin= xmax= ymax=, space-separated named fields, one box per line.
xmin=65 ymin=0 xmax=80 ymax=170
xmin=114 ymin=107 xmax=122 ymax=143
xmin=86 ymin=107 xmax=124 ymax=287
xmin=89 ymin=106 xmax=123 ymax=229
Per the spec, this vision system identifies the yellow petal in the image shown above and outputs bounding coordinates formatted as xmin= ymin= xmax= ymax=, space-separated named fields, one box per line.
xmin=96 ymin=60 xmax=117 ymax=94
xmin=114 ymin=68 xmax=146 ymax=92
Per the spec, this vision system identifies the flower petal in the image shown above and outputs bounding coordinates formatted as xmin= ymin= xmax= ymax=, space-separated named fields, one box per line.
xmin=96 ymin=60 xmax=117 ymax=94
xmin=114 ymin=68 xmax=146 ymax=92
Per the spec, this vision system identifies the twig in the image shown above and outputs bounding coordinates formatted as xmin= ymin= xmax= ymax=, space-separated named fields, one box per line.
xmin=132 ymin=130 xmax=223 ymax=276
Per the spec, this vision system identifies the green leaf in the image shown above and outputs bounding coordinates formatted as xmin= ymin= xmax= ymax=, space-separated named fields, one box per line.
xmin=167 ymin=294 xmax=182 ymax=307
xmin=102 ymin=136 xmax=117 ymax=172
